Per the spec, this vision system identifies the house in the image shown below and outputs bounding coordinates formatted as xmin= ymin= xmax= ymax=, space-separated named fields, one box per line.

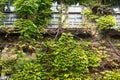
xmin=0 ymin=0 xmax=18 ymax=27
xmin=1 ymin=1 xmax=83 ymax=28
xmin=1 ymin=0 xmax=120 ymax=29
xmin=49 ymin=1 xmax=83 ymax=28
xmin=113 ymin=8 xmax=120 ymax=29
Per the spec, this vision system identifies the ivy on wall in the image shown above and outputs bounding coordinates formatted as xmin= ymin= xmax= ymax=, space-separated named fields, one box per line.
xmin=14 ymin=19 xmax=43 ymax=39
xmin=38 ymin=33 xmax=103 ymax=79
xmin=97 ymin=15 xmax=116 ymax=30
xmin=13 ymin=0 xmax=53 ymax=27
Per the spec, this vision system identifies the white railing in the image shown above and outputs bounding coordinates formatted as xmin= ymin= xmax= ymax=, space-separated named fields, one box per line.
xmin=48 ymin=13 xmax=83 ymax=28
xmin=0 ymin=76 xmax=9 ymax=80
xmin=49 ymin=2 xmax=83 ymax=28
xmin=112 ymin=14 xmax=120 ymax=29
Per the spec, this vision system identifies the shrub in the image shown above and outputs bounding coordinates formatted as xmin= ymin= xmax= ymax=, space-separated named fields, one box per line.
xmin=34 ymin=0 xmax=53 ymax=27
xmin=97 ymin=70 xmax=120 ymax=80
xmin=82 ymin=8 xmax=98 ymax=20
xmin=10 ymin=61 xmax=42 ymax=80
xmin=38 ymin=33 xmax=102 ymax=79
xmin=82 ymin=9 xmax=92 ymax=17
xmin=78 ymin=41 xmax=102 ymax=67
xmin=13 ymin=0 xmax=52 ymax=27
xmin=96 ymin=15 xmax=116 ymax=30
xmin=13 ymin=0 xmax=39 ymax=18
xmin=2 ymin=33 xmax=103 ymax=79
xmin=14 ymin=19 xmax=43 ymax=39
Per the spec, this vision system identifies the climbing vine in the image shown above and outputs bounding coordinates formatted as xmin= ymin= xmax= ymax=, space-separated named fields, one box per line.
xmin=14 ymin=19 xmax=43 ymax=40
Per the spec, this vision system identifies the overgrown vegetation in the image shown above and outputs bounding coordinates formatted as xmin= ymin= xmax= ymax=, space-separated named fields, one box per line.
xmin=10 ymin=61 xmax=42 ymax=80
xmin=14 ymin=19 xmax=43 ymax=40
xmin=13 ymin=0 xmax=39 ymax=19
xmin=14 ymin=0 xmax=53 ymax=27
xmin=97 ymin=15 xmax=116 ymax=30
xmin=3 ymin=33 xmax=104 ymax=80
xmin=38 ymin=33 xmax=103 ymax=79
xmin=0 ymin=0 xmax=120 ymax=80
xmin=82 ymin=5 xmax=117 ymax=30
xmin=98 ymin=70 xmax=120 ymax=80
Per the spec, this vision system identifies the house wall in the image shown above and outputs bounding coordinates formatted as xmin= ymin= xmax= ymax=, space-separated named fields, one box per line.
xmin=115 ymin=14 xmax=120 ymax=28
xmin=1 ymin=1 xmax=120 ymax=29
xmin=48 ymin=2 xmax=83 ymax=28
xmin=112 ymin=8 xmax=120 ymax=29
xmin=3 ymin=13 xmax=18 ymax=27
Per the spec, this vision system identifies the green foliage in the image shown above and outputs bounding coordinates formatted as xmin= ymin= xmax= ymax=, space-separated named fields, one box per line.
xmin=14 ymin=19 xmax=43 ymax=39
xmin=82 ymin=9 xmax=92 ymax=17
xmin=60 ymin=0 xmax=78 ymax=5
xmin=1 ymin=48 xmax=42 ymax=80
xmin=0 ymin=0 xmax=8 ymax=5
xmin=78 ymin=41 xmax=102 ymax=67
xmin=10 ymin=61 xmax=42 ymax=80
xmin=82 ymin=8 xmax=98 ymax=23
xmin=1 ymin=59 xmax=16 ymax=76
xmin=13 ymin=0 xmax=39 ymax=18
xmin=81 ymin=0 xmax=101 ymax=6
xmin=0 ymin=0 xmax=8 ymax=11
xmin=34 ymin=0 xmax=53 ymax=27
xmin=0 ymin=12 xmax=4 ymax=25
xmin=0 ymin=49 xmax=26 ymax=76
xmin=14 ymin=0 xmax=52 ymax=27
xmin=82 ymin=8 xmax=98 ymax=19
xmin=97 ymin=70 xmax=120 ymax=80
xmin=101 ymin=0 xmax=120 ymax=6
xmin=97 ymin=15 xmax=117 ymax=30
xmin=57 ymin=0 xmax=101 ymax=6
xmin=38 ymin=33 xmax=102 ymax=79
